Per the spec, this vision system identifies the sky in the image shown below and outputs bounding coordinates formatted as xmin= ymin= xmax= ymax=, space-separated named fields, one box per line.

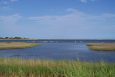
xmin=0 ymin=0 xmax=115 ymax=39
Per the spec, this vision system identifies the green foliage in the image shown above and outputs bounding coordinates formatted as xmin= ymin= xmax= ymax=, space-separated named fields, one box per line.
xmin=5 ymin=37 xmax=9 ymax=39
xmin=0 ymin=37 xmax=30 ymax=40
xmin=0 ymin=58 xmax=115 ymax=77
xmin=0 ymin=37 xmax=3 ymax=39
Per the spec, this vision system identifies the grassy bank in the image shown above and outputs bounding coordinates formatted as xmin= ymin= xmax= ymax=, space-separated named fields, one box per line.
xmin=87 ymin=43 xmax=115 ymax=51
xmin=0 ymin=58 xmax=115 ymax=77
xmin=0 ymin=42 xmax=41 ymax=50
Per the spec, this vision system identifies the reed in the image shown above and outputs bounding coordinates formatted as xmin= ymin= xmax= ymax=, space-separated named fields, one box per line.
xmin=87 ymin=43 xmax=115 ymax=51
xmin=0 ymin=42 xmax=41 ymax=50
xmin=0 ymin=58 xmax=115 ymax=77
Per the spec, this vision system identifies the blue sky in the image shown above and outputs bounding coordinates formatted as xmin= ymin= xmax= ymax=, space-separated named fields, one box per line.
xmin=0 ymin=0 xmax=115 ymax=39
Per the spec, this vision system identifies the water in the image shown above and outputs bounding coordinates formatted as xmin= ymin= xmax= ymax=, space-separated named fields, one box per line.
xmin=0 ymin=40 xmax=115 ymax=63
xmin=0 ymin=39 xmax=115 ymax=43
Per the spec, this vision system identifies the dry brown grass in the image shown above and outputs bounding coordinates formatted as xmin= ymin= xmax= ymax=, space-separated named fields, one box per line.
xmin=87 ymin=43 xmax=115 ymax=51
xmin=87 ymin=43 xmax=115 ymax=46
xmin=0 ymin=42 xmax=34 ymax=47
xmin=0 ymin=42 xmax=41 ymax=50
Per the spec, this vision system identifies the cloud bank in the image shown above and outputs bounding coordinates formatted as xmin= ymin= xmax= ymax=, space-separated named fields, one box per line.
xmin=28 ymin=8 xmax=115 ymax=27
xmin=80 ymin=0 xmax=87 ymax=3
xmin=0 ymin=1 xmax=9 ymax=4
xmin=0 ymin=14 xmax=22 ymax=25
xmin=11 ymin=0 xmax=18 ymax=1
xmin=0 ymin=9 xmax=115 ymax=39
xmin=80 ymin=0 xmax=96 ymax=2
xmin=27 ymin=8 xmax=115 ymax=38
xmin=91 ymin=0 xmax=95 ymax=1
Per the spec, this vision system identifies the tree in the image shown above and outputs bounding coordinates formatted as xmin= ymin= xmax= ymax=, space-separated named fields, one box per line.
xmin=5 ymin=37 xmax=8 ymax=39
xmin=14 ymin=37 xmax=18 ymax=39
xmin=0 ymin=37 xmax=3 ymax=39
xmin=9 ymin=37 xmax=13 ymax=39
xmin=17 ymin=37 xmax=22 ymax=39
xmin=23 ymin=37 xmax=26 ymax=39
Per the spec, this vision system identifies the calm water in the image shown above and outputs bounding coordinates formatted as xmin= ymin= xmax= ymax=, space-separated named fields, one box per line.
xmin=0 ymin=40 xmax=115 ymax=63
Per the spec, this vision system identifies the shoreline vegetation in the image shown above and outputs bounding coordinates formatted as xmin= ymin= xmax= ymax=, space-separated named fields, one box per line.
xmin=0 ymin=42 xmax=41 ymax=50
xmin=87 ymin=43 xmax=115 ymax=51
xmin=0 ymin=37 xmax=115 ymax=40
xmin=1 ymin=39 xmax=115 ymax=40
xmin=0 ymin=39 xmax=32 ymax=40
xmin=0 ymin=37 xmax=31 ymax=40
xmin=0 ymin=58 xmax=115 ymax=77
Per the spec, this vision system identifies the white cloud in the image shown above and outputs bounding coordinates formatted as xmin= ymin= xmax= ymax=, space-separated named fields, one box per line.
xmin=11 ymin=0 xmax=18 ymax=1
xmin=91 ymin=0 xmax=95 ymax=1
xmin=27 ymin=8 xmax=115 ymax=39
xmin=67 ymin=8 xmax=77 ymax=12
xmin=0 ymin=14 xmax=22 ymax=25
xmin=80 ymin=0 xmax=87 ymax=3
xmin=0 ymin=1 xmax=9 ymax=4
xmin=29 ymin=8 xmax=115 ymax=27
xmin=28 ymin=9 xmax=115 ymax=26
xmin=0 ymin=9 xmax=115 ymax=39
xmin=1 ymin=7 xmax=12 ymax=11
xmin=0 ymin=7 xmax=11 ymax=11
xmin=28 ymin=8 xmax=115 ymax=27
xmin=0 ymin=14 xmax=23 ymax=37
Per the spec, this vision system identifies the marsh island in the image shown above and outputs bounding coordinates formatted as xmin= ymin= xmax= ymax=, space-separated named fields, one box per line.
xmin=0 ymin=42 xmax=41 ymax=50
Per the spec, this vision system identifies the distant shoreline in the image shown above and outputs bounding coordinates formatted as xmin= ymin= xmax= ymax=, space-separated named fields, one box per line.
xmin=0 ymin=39 xmax=115 ymax=40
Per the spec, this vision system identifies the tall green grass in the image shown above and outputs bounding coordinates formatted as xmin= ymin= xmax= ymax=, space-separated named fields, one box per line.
xmin=0 ymin=58 xmax=115 ymax=77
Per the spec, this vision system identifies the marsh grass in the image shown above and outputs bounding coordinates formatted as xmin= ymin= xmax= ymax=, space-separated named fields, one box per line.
xmin=87 ymin=43 xmax=115 ymax=51
xmin=0 ymin=42 xmax=41 ymax=50
xmin=0 ymin=58 xmax=115 ymax=77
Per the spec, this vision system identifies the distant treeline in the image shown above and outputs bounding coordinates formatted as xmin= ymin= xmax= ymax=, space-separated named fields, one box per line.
xmin=0 ymin=37 xmax=30 ymax=40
